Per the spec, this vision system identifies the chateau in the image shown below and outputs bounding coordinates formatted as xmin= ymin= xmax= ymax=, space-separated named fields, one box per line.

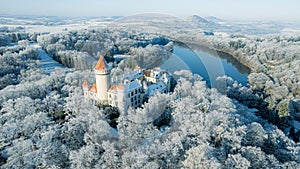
xmin=82 ymin=56 xmax=171 ymax=112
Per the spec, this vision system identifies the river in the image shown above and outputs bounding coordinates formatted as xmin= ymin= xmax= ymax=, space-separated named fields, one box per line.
xmin=31 ymin=42 xmax=249 ymax=87
xmin=160 ymin=44 xmax=250 ymax=87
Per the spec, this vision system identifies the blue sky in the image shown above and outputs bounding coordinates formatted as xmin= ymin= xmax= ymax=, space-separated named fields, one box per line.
xmin=0 ymin=0 xmax=299 ymax=21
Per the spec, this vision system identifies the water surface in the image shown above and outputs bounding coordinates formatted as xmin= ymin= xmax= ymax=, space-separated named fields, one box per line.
xmin=160 ymin=44 xmax=250 ymax=87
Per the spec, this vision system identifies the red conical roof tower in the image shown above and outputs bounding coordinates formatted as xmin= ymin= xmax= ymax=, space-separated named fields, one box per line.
xmin=94 ymin=56 xmax=110 ymax=71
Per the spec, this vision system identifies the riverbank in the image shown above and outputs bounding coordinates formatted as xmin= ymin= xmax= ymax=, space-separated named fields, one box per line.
xmin=160 ymin=44 xmax=249 ymax=86
xmin=170 ymin=39 xmax=255 ymax=72
xmin=166 ymin=32 xmax=300 ymax=141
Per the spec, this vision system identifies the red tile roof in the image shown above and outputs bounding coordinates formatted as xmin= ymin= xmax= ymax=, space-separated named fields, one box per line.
xmin=134 ymin=65 xmax=140 ymax=71
xmin=89 ymin=84 xmax=97 ymax=93
xmin=117 ymin=82 xmax=125 ymax=90
xmin=94 ymin=56 xmax=109 ymax=70
xmin=82 ymin=80 xmax=89 ymax=88
xmin=109 ymin=84 xmax=117 ymax=92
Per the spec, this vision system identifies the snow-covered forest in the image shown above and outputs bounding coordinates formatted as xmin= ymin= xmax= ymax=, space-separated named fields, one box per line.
xmin=1 ymin=15 xmax=300 ymax=168
xmin=36 ymin=29 xmax=172 ymax=69
xmin=166 ymin=28 xmax=300 ymax=138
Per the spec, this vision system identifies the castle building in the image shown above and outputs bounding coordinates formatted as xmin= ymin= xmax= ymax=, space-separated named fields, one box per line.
xmin=83 ymin=56 xmax=171 ymax=112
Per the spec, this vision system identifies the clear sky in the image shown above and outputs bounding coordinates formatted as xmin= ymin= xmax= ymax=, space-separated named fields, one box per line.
xmin=0 ymin=0 xmax=299 ymax=21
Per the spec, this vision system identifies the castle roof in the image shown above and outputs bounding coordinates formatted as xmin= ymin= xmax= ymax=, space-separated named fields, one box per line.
xmin=89 ymin=84 xmax=97 ymax=93
xmin=108 ymin=84 xmax=118 ymax=92
xmin=82 ymin=80 xmax=89 ymax=88
xmin=134 ymin=65 xmax=140 ymax=71
xmin=117 ymin=82 xmax=125 ymax=90
xmin=123 ymin=79 xmax=142 ymax=91
xmin=148 ymin=81 xmax=166 ymax=96
xmin=94 ymin=56 xmax=110 ymax=71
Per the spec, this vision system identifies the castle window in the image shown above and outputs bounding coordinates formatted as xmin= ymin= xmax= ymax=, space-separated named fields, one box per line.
xmin=109 ymin=94 xmax=111 ymax=98
xmin=135 ymin=89 xmax=137 ymax=94
xmin=128 ymin=93 xmax=130 ymax=98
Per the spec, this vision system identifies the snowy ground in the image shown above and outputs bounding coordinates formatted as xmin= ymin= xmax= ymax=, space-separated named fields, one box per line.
xmin=1 ymin=22 xmax=109 ymax=34
xmin=31 ymin=44 xmax=65 ymax=71
xmin=9 ymin=42 xmax=64 ymax=71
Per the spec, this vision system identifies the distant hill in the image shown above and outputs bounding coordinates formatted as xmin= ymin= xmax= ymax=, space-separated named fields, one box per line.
xmin=187 ymin=15 xmax=285 ymax=34
xmin=205 ymin=16 xmax=225 ymax=23
xmin=187 ymin=15 xmax=238 ymax=32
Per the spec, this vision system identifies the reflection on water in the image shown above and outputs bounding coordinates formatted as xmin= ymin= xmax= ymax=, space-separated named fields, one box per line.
xmin=188 ymin=43 xmax=251 ymax=75
xmin=160 ymin=43 xmax=250 ymax=87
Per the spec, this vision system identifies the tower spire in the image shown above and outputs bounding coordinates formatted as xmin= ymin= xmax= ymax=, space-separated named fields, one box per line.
xmin=94 ymin=56 xmax=110 ymax=71
xmin=94 ymin=56 xmax=111 ymax=104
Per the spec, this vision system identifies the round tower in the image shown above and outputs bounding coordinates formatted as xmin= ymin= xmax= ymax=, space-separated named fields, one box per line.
xmin=94 ymin=56 xmax=111 ymax=104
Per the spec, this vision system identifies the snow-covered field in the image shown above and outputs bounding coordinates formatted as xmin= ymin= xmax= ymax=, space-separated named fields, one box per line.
xmin=9 ymin=42 xmax=65 ymax=71
xmin=32 ymin=44 xmax=65 ymax=71
xmin=0 ymin=15 xmax=115 ymax=34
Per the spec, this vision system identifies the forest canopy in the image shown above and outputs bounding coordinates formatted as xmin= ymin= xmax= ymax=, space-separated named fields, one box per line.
xmin=0 ymin=18 xmax=300 ymax=168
